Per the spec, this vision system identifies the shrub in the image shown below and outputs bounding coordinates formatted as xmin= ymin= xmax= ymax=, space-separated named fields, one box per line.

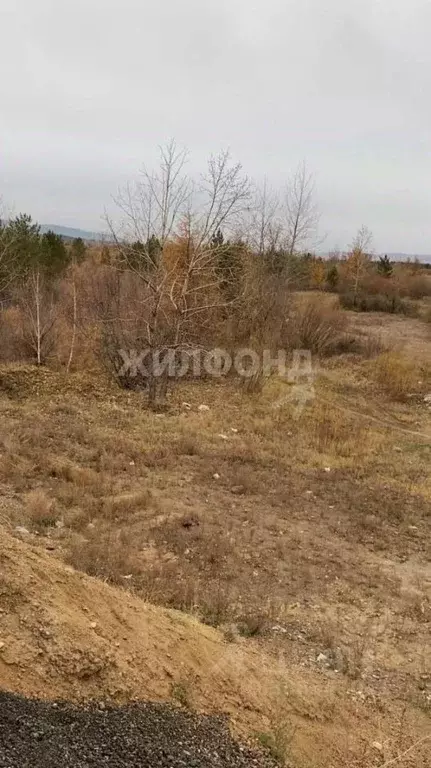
xmin=24 ymin=489 xmax=57 ymax=529
xmin=340 ymin=291 xmax=416 ymax=315
xmin=371 ymin=352 xmax=419 ymax=401
xmin=285 ymin=295 xmax=348 ymax=356
xmin=67 ymin=527 xmax=141 ymax=583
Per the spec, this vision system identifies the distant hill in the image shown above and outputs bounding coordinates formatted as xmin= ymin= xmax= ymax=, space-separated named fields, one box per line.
xmin=40 ymin=225 xmax=107 ymax=242
xmin=386 ymin=253 xmax=431 ymax=265
xmin=321 ymin=251 xmax=431 ymax=265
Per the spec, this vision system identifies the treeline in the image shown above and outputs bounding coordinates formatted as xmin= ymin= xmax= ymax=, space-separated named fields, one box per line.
xmin=1 ymin=142 xmax=430 ymax=404
xmin=0 ymin=213 xmax=87 ymax=365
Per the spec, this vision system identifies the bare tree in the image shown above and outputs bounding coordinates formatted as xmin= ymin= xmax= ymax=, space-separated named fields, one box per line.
xmin=248 ymin=179 xmax=282 ymax=257
xmin=112 ymin=139 xmax=190 ymax=256
xmin=66 ymin=258 xmax=78 ymax=374
xmin=104 ymin=143 xmax=251 ymax=406
xmin=347 ymin=225 xmax=373 ymax=303
xmin=196 ymin=149 xmax=251 ymax=244
xmin=283 ymin=162 xmax=320 ymax=256
xmin=19 ymin=268 xmax=57 ymax=365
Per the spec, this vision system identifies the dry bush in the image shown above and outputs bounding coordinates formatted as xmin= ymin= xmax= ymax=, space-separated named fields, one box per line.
xmin=0 ymin=307 xmax=28 ymax=361
xmin=136 ymin=560 xmax=234 ymax=626
xmin=239 ymin=368 xmax=270 ymax=394
xmin=67 ymin=527 xmax=142 ymax=583
xmin=309 ymin=408 xmax=373 ymax=459
xmin=142 ymin=445 xmax=173 ymax=469
xmin=229 ymin=262 xmax=290 ymax=350
xmin=351 ymin=332 xmax=387 ymax=359
xmin=371 ymin=352 xmax=419 ymax=401
xmin=340 ymin=290 xmax=416 ymax=316
xmin=50 ymin=462 xmax=103 ymax=489
xmin=256 ymin=720 xmax=296 ymax=766
xmin=101 ymin=490 xmax=154 ymax=521
xmin=23 ymin=489 xmax=57 ymax=529
xmin=236 ymin=613 xmax=268 ymax=637
xmin=395 ymin=271 xmax=431 ymax=299
xmin=174 ymin=434 xmax=202 ymax=456
xmin=285 ymin=295 xmax=348 ymax=356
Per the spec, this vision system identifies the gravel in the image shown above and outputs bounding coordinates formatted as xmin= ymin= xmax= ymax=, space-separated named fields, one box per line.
xmin=0 ymin=692 xmax=278 ymax=768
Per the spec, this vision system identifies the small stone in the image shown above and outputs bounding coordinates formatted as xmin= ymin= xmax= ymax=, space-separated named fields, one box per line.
xmin=90 ymin=622 xmax=97 ymax=630
xmin=213 ymin=473 xmax=220 ymax=480
xmin=324 ymin=467 xmax=331 ymax=473
xmin=129 ymin=461 xmax=135 ymax=466
xmin=230 ymin=428 xmax=238 ymax=434
xmin=317 ymin=653 xmax=328 ymax=664
xmin=218 ymin=433 xmax=229 ymax=440
xmin=372 ymin=742 xmax=384 ymax=752
xmin=182 ymin=402 xmax=192 ymax=409
xmin=0 ymin=642 xmax=5 ymax=651
xmin=15 ymin=526 xmax=30 ymax=536
xmin=198 ymin=404 xmax=210 ymax=412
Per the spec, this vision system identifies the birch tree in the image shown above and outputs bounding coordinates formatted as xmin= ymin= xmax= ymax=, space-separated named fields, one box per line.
xmin=105 ymin=142 xmax=251 ymax=405
xmin=283 ymin=162 xmax=319 ymax=256
xmin=347 ymin=225 xmax=373 ymax=304
xmin=248 ymin=179 xmax=282 ymax=258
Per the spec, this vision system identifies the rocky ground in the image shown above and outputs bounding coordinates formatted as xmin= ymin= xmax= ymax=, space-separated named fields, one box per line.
xmin=0 ymin=693 xmax=277 ymax=768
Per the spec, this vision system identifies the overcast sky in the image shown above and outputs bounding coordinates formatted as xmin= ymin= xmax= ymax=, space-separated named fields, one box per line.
xmin=1 ymin=0 xmax=430 ymax=253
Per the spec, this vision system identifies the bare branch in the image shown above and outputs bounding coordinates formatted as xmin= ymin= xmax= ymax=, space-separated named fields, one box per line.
xmin=198 ymin=150 xmax=251 ymax=243
xmin=283 ymin=161 xmax=320 ymax=255
xmin=248 ymin=179 xmax=282 ymax=256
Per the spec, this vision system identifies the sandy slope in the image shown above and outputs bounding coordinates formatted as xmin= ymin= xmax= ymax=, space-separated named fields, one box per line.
xmin=0 ymin=525 xmax=280 ymax=733
xmin=1 ymin=527 xmax=429 ymax=767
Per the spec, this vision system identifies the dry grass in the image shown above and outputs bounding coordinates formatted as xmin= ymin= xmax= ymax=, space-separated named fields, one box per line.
xmin=0 ymin=327 xmax=430 ymax=768
xmin=286 ymin=294 xmax=348 ymax=356
xmin=371 ymin=352 xmax=420 ymax=401
xmin=67 ymin=527 xmax=143 ymax=584
xmin=23 ymin=489 xmax=57 ymax=529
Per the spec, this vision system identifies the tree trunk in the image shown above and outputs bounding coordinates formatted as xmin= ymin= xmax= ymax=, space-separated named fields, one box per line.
xmin=67 ymin=263 xmax=77 ymax=374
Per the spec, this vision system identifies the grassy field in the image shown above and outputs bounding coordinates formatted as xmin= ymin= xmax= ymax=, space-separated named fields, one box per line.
xmin=0 ymin=308 xmax=430 ymax=767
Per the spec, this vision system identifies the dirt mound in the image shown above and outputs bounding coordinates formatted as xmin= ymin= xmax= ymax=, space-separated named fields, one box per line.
xmin=0 ymin=526 xmax=279 ymax=735
xmin=0 ymin=365 xmax=115 ymax=401
xmin=1 ymin=528 xmax=429 ymax=767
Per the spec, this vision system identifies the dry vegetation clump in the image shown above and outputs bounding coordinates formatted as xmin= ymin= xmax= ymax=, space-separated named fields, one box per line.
xmin=23 ymin=489 xmax=58 ymax=529
xmin=67 ymin=527 xmax=144 ymax=584
xmin=371 ymin=352 xmax=421 ymax=401
xmin=340 ymin=290 xmax=417 ymax=316
xmin=284 ymin=294 xmax=349 ymax=356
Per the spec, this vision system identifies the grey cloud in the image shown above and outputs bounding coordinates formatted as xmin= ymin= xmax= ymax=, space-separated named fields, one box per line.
xmin=1 ymin=0 xmax=430 ymax=252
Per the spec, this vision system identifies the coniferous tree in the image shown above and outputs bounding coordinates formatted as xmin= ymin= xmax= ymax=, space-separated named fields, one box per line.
xmin=377 ymin=254 xmax=393 ymax=277
xmin=326 ymin=263 xmax=339 ymax=290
